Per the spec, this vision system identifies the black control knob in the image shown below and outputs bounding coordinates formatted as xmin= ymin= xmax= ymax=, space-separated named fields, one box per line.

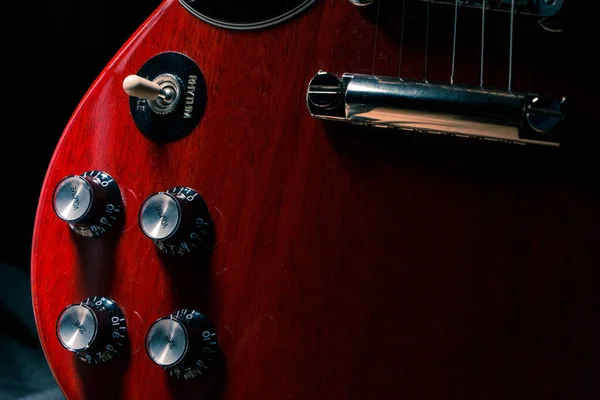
xmin=146 ymin=309 xmax=221 ymax=380
xmin=56 ymin=296 xmax=127 ymax=364
xmin=52 ymin=170 xmax=123 ymax=237
xmin=139 ymin=187 xmax=214 ymax=255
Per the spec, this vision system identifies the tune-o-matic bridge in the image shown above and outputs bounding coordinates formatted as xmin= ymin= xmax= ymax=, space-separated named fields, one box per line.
xmin=306 ymin=72 xmax=566 ymax=147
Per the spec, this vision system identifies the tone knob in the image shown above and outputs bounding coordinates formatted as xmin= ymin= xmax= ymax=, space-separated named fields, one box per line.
xmin=56 ymin=296 xmax=127 ymax=364
xmin=146 ymin=309 xmax=221 ymax=380
xmin=52 ymin=170 xmax=123 ymax=237
xmin=139 ymin=186 xmax=214 ymax=255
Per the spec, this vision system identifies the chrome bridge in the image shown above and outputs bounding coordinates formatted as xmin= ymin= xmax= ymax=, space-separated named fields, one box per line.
xmin=413 ymin=0 xmax=563 ymax=17
xmin=306 ymin=72 xmax=566 ymax=147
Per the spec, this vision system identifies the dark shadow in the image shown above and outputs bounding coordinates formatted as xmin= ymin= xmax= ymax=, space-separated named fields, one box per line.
xmin=159 ymin=250 xmax=227 ymax=399
xmin=74 ymin=337 xmax=131 ymax=400
xmin=71 ymin=226 xmax=122 ymax=296
xmin=321 ymin=119 xmax=599 ymax=192
xmin=155 ymin=223 xmax=226 ymax=399
xmin=155 ymin=209 xmax=216 ymax=310
xmin=166 ymin=362 xmax=227 ymax=400
xmin=159 ymin=249 xmax=214 ymax=311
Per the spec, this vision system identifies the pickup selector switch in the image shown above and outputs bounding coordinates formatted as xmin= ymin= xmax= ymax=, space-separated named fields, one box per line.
xmin=123 ymin=74 xmax=181 ymax=115
xmin=56 ymin=296 xmax=127 ymax=364
xmin=146 ymin=309 xmax=221 ymax=380
xmin=139 ymin=187 xmax=214 ymax=255
xmin=124 ymin=52 xmax=206 ymax=143
xmin=53 ymin=170 xmax=123 ymax=237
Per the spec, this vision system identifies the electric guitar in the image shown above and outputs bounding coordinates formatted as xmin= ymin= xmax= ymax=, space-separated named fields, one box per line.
xmin=32 ymin=1 xmax=599 ymax=399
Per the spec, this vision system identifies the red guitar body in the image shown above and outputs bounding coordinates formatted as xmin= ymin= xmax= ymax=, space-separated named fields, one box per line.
xmin=31 ymin=0 xmax=599 ymax=399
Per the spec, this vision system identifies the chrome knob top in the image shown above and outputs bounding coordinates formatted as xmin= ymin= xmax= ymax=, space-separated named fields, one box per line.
xmin=53 ymin=176 xmax=93 ymax=223
xmin=57 ymin=304 xmax=97 ymax=352
xmin=139 ymin=192 xmax=182 ymax=241
xmin=52 ymin=170 xmax=123 ymax=237
xmin=146 ymin=318 xmax=188 ymax=367
xmin=139 ymin=187 xmax=214 ymax=256
xmin=146 ymin=309 xmax=221 ymax=380
xmin=56 ymin=297 xmax=127 ymax=364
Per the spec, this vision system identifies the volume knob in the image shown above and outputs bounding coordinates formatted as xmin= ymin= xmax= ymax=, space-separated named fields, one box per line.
xmin=139 ymin=187 xmax=214 ymax=255
xmin=146 ymin=309 xmax=221 ymax=380
xmin=56 ymin=296 xmax=127 ymax=364
xmin=52 ymin=170 xmax=123 ymax=237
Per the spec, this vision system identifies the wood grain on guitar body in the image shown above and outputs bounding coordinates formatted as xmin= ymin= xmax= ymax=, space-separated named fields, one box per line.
xmin=31 ymin=1 xmax=599 ymax=399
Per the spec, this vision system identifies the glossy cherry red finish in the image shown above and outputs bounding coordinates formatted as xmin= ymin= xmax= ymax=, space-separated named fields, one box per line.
xmin=32 ymin=0 xmax=600 ymax=399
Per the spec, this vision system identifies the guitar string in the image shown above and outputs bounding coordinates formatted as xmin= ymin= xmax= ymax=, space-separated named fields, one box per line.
xmin=398 ymin=0 xmax=407 ymax=78
xmin=391 ymin=0 xmax=513 ymax=89
xmin=480 ymin=0 xmax=486 ymax=88
xmin=372 ymin=0 xmax=381 ymax=76
xmin=508 ymin=0 xmax=516 ymax=92
xmin=424 ymin=0 xmax=431 ymax=82
xmin=451 ymin=0 xmax=459 ymax=85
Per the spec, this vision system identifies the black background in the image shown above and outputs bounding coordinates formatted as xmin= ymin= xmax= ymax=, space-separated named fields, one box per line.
xmin=0 ymin=2 xmax=161 ymax=396
xmin=2 ymin=0 xmax=163 ymax=268
xmin=0 ymin=5 xmax=287 ymax=395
